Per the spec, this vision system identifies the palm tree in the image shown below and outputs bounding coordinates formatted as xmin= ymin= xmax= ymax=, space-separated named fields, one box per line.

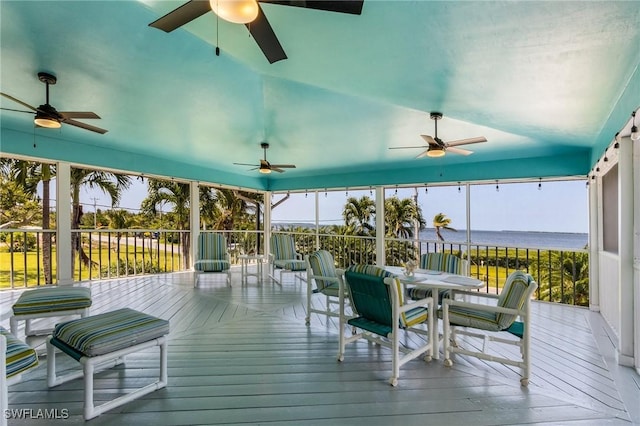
xmin=384 ymin=196 xmax=425 ymax=265
xmin=106 ymin=209 xmax=131 ymax=247
xmin=384 ymin=196 xmax=425 ymax=239
xmin=2 ymin=159 xmax=55 ymax=283
xmin=433 ymin=212 xmax=456 ymax=241
xmin=141 ymin=179 xmax=191 ymax=269
xmin=71 ymin=167 xmax=131 ymax=273
xmin=343 ymin=196 xmax=375 ymax=236
xmin=209 ymin=188 xmax=251 ymax=230
xmin=537 ymin=251 xmax=589 ymax=306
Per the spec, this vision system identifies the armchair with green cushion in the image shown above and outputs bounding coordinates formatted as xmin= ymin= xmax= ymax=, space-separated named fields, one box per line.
xmin=304 ymin=250 xmax=349 ymax=326
xmin=338 ymin=264 xmax=435 ymax=387
xmin=440 ymin=270 xmax=538 ymax=386
xmin=269 ymin=234 xmax=306 ymax=284
xmin=193 ymin=232 xmax=231 ymax=288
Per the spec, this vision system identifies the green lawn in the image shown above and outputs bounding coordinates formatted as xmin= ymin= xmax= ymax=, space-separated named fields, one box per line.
xmin=0 ymin=245 xmax=184 ymax=289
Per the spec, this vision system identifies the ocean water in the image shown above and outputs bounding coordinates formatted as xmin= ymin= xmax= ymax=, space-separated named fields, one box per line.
xmin=420 ymin=228 xmax=588 ymax=250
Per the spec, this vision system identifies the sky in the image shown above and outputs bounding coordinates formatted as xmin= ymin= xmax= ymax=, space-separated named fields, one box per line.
xmin=80 ymin=179 xmax=589 ymax=234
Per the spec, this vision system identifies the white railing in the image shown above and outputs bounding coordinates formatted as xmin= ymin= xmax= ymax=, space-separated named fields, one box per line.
xmin=0 ymin=228 xmax=588 ymax=306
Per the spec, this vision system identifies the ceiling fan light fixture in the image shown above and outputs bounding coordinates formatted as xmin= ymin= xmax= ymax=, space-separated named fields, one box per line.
xmin=34 ymin=112 xmax=61 ymax=129
xmin=210 ymin=0 xmax=258 ymax=24
xmin=259 ymin=165 xmax=271 ymax=174
xmin=426 ymin=146 xmax=445 ymax=157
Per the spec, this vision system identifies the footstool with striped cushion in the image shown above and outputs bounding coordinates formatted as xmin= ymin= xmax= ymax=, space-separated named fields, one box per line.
xmin=46 ymin=308 xmax=170 ymax=420
xmin=1 ymin=327 xmax=39 ymax=426
xmin=10 ymin=286 xmax=92 ymax=339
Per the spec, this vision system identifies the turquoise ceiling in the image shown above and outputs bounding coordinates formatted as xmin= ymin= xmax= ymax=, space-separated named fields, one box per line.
xmin=1 ymin=1 xmax=639 ymax=191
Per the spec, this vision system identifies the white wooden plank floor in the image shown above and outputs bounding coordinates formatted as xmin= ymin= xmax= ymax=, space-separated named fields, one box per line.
xmin=1 ymin=267 xmax=638 ymax=425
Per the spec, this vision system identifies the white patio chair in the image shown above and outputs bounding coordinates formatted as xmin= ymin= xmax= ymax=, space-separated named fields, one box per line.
xmin=441 ymin=270 xmax=538 ymax=386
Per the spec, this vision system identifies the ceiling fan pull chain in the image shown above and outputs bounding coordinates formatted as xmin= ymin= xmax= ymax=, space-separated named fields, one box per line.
xmin=215 ymin=0 xmax=220 ymax=56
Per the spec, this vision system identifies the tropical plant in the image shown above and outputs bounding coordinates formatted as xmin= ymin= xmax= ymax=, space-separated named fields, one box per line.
xmin=0 ymin=178 xmax=41 ymax=230
xmin=106 ymin=209 xmax=133 ymax=261
xmin=1 ymin=159 xmax=55 ymax=283
xmin=70 ymin=167 xmax=131 ymax=273
xmin=209 ymin=189 xmax=262 ymax=230
xmin=141 ymin=178 xmax=191 ymax=268
xmin=343 ymin=196 xmax=375 ymax=236
xmin=537 ymin=251 xmax=589 ymax=306
xmin=433 ymin=212 xmax=456 ymax=241
xmin=384 ymin=196 xmax=425 ymax=239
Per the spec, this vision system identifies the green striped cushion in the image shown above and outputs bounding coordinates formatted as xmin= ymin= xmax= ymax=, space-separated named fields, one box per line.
xmin=12 ymin=286 xmax=92 ymax=315
xmin=496 ymin=271 xmax=532 ymax=329
xmin=52 ymin=308 xmax=169 ymax=357
xmin=274 ymin=260 xmax=307 ymax=271
xmin=419 ymin=253 xmax=463 ymax=274
xmin=194 ymin=260 xmax=230 ymax=272
xmin=0 ymin=327 xmax=38 ymax=378
xmin=270 ymin=234 xmax=298 ymax=260
xmin=196 ymin=233 xmax=230 ymax=272
xmin=319 ymin=283 xmax=341 ymax=297
xmin=438 ymin=271 xmax=534 ymax=331
xmin=308 ymin=250 xmax=338 ymax=291
xmin=406 ymin=287 xmax=451 ymax=304
xmin=438 ymin=305 xmax=501 ymax=331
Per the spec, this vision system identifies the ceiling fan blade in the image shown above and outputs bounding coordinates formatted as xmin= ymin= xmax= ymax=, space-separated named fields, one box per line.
xmin=1 ymin=92 xmax=37 ymax=112
xmin=271 ymin=167 xmax=285 ymax=173
xmin=234 ymin=162 xmax=260 ymax=167
xmin=420 ymin=134 xmax=439 ymax=146
xmin=415 ymin=149 xmax=431 ymax=159
xmin=246 ymin=4 xmax=287 ymax=63
xmin=60 ymin=111 xmax=101 ymax=119
xmin=1 ymin=107 xmax=34 ymax=115
xmin=388 ymin=145 xmax=427 ymax=150
xmin=269 ymin=164 xmax=296 ymax=169
xmin=260 ymin=0 xmax=364 ymax=15
xmin=446 ymin=136 xmax=487 ymax=147
xmin=149 ymin=0 xmax=211 ymax=32
xmin=62 ymin=119 xmax=108 ymax=134
xmin=446 ymin=146 xmax=473 ymax=156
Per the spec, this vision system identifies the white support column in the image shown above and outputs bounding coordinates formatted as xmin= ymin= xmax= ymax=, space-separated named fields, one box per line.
xmin=56 ymin=162 xmax=72 ymax=285
xmin=633 ymin=136 xmax=640 ymax=373
xmin=264 ymin=191 xmax=272 ymax=258
xmin=315 ymin=190 xmax=320 ymax=250
xmin=465 ymin=183 xmax=472 ymax=270
xmin=588 ymin=174 xmax=600 ymax=311
xmin=375 ymin=186 xmax=385 ymax=267
xmin=190 ymin=182 xmax=199 ymax=269
xmin=618 ymin=136 xmax=634 ymax=366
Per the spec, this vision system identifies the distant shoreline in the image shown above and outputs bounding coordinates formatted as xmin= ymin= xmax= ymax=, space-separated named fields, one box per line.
xmin=272 ymin=222 xmax=588 ymax=236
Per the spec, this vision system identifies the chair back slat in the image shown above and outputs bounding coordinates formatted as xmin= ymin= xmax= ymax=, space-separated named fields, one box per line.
xmin=308 ymin=250 xmax=337 ymax=291
xmin=420 ymin=253 xmax=463 ymax=274
xmin=198 ymin=233 xmax=227 ymax=261
xmin=496 ymin=271 xmax=537 ymax=329
xmin=270 ymin=234 xmax=297 ymax=260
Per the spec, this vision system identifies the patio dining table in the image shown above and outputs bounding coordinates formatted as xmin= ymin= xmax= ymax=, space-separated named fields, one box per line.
xmin=384 ymin=266 xmax=485 ymax=359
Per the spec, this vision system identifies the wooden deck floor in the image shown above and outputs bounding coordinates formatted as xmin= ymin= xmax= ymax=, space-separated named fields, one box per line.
xmin=2 ymin=268 xmax=639 ymax=425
